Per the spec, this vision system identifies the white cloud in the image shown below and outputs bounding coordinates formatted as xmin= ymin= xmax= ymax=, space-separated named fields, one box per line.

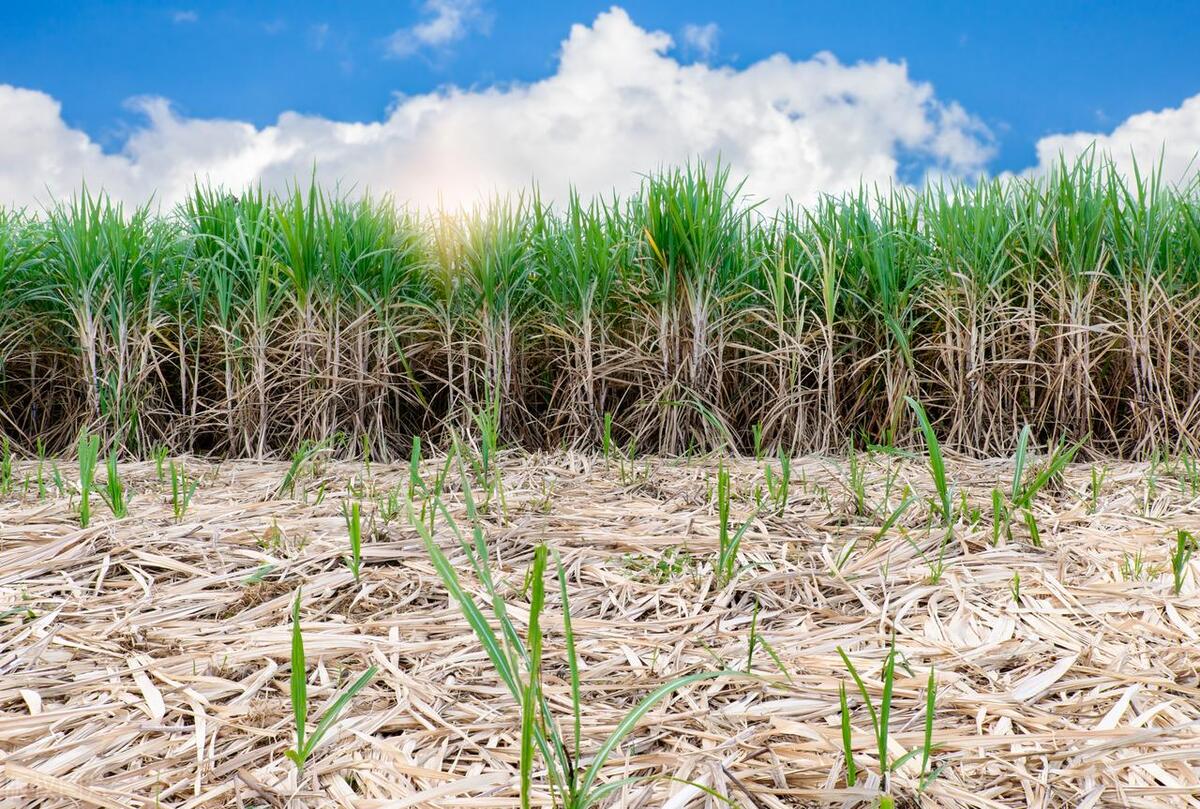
xmin=1028 ymin=94 xmax=1200 ymax=183
xmin=0 ymin=7 xmax=996 ymax=211
xmin=681 ymin=22 xmax=719 ymax=60
xmin=171 ymin=10 xmax=198 ymax=24
xmin=386 ymin=0 xmax=487 ymax=58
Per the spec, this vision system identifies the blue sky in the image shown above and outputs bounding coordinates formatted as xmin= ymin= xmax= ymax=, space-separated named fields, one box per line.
xmin=2 ymin=2 xmax=1199 ymax=208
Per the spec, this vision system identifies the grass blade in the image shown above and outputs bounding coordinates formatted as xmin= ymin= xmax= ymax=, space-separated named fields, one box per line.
xmin=839 ymin=681 xmax=857 ymax=787
xmin=290 ymin=589 xmax=308 ymax=767
xmin=904 ymin=397 xmax=952 ymax=527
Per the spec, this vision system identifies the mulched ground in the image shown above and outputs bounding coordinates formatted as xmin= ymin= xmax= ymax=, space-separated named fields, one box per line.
xmin=1 ymin=450 xmax=1198 ymax=808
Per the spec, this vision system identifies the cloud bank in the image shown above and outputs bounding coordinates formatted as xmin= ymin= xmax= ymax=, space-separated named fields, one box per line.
xmin=0 ymin=6 xmax=1195 ymax=212
xmin=1028 ymin=94 xmax=1200 ymax=183
xmin=0 ymin=8 xmax=995 ymax=210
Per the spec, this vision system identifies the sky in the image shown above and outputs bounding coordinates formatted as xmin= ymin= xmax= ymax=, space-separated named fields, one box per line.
xmin=2 ymin=1 xmax=1199 ymax=209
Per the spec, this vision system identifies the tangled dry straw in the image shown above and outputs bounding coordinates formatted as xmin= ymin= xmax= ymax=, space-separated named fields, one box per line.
xmin=2 ymin=450 xmax=1198 ymax=807
xmin=1 ymin=154 xmax=1199 ymax=460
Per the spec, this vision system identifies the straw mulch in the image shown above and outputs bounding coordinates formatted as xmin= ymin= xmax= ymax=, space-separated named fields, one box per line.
xmin=1 ymin=452 xmax=1198 ymax=808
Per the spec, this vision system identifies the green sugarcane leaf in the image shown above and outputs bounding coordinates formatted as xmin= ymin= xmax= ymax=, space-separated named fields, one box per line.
xmin=290 ymin=589 xmax=307 ymax=759
xmin=303 ymin=665 xmax=377 ymax=758
xmin=577 ymin=669 xmax=733 ymax=803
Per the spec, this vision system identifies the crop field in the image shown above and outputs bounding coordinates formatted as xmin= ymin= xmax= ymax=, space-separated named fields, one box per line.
xmin=0 ymin=157 xmax=1198 ymax=459
xmin=1 ymin=447 xmax=1199 ymax=808
xmin=1 ymin=156 xmax=1200 ymax=808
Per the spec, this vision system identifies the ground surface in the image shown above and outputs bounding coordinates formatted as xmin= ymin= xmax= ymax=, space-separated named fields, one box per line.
xmin=1 ymin=451 xmax=1198 ymax=808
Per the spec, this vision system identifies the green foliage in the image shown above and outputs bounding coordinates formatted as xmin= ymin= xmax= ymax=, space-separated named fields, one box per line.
xmin=987 ymin=425 xmax=1081 ymax=548
xmin=716 ymin=463 xmax=756 ymax=585
xmin=278 ymin=438 xmax=335 ymax=499
xmin=991 ymin=489 xmax=1008 ymax=546
xmin=875 ymin=495 xmax=916 ymax=544
xmin=99 ymin=450 xmax=129 ymax=518
xmin=838 ymin=644 xmax=895 ymax=787
xmin=764 ymin=449 xmax=791 ymax=513
xmin=1119 ymin=550 xmax=1159 ymax=582
xmin=77 ymin=431 xmax=100 ymax=527
xmin=1023 ymin=509 xmax=1042 ymax=548
xmin=1179 ymin=452 xmax=1200 ymax=496
xmin=285 ymin=589 xmax=377 ymax=774
xmin=410 ymin=451 xmax=731 ymax=807
xmin=1171 ymin=529 xmax=1195 ymax=595
xmin=839 ymin=681 xmax=857 ymax=787
xmin=0 ymin=155 xmax=1197 ymax=458
xmin=51 ymin=461 xmax=66 ymax=497
xmin=408 ymin=436 xmax=423 ymax=499
xmin=152 ymin=444 xmax=168 ymax=482
xmin=743 ymin=599 xmax=791 ymax=682
xmin=0 ymin=437 xmax=12 ymax=495
xmin=170 ymin=460 xmax=198 ymax=522
xmin=904 ymin=396 xmax=955 ymax=581
xmin=1010 ymin=426 xmax=1082 ymax=509
xmin=343 ymin=500 xmax=364 ymax=582
xmin=470 ymin=394 xmax=503 ymax=505
xmin=837 ymin=640 xmax=942 ymax=801
xmin=904 ymin=397 xmax=952 ymax=526
xmin=847 ymin=447 xmax=868 ymax=517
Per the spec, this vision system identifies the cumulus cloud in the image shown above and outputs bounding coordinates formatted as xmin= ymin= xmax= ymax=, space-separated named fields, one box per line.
xmin=681 ymin=22 xmax=719 ymax=60
xmin=171 ymin=10 xmax=198 ymax=24
xmin=1028 ymin=94 xmax=1200 ymax=183
xmin=386 ymin=0 xmax=488 ymax=58
xmin=0 ymin=6 xmax=997 ymax=211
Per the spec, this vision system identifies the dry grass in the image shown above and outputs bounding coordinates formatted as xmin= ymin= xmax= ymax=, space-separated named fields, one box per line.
xmin=1 ymin=451 xmax=1199 ymax=808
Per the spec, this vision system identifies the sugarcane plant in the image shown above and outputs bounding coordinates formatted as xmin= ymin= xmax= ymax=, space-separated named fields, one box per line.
xmin=409 ymin=450 xmax=733 ymax=808
xmin=285 ymin=589 xmax=377 ymax=775
xmin=838 ymin=639 xmax=943 ymax=805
